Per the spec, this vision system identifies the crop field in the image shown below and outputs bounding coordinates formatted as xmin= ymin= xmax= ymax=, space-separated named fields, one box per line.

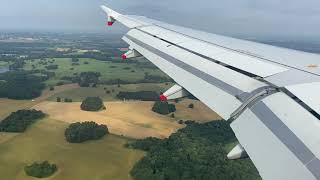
xmin=23 ymin=58 xmax=168 ymax=86
xmin=0 ymin=118 xmax=145 ymax=180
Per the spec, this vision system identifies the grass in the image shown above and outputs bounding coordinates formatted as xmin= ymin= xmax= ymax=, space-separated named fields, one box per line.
xmin=0 ymin=118 xmax=145 ymax=180
xmin=0 ymin=61 xmax=9 ymax=68
xmin=23 ymin=58 xmax=168 ymax=86
xmin=47 ymin=83 xmax=172 ymax=102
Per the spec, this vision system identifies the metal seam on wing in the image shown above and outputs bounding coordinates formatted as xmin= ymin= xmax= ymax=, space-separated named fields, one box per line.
xmin=250 ymin=101 xmax=320 ymax=179
xmin=125 ymin=35 xmax=244 ymax=96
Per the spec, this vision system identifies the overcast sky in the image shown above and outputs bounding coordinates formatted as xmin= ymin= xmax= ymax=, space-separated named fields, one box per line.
xmin=1 ymin=0 xmax=320 ymax=40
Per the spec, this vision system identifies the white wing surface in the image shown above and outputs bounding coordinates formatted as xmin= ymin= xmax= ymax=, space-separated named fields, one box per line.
xmin=101 ymin=5 xmax=320 ymax=180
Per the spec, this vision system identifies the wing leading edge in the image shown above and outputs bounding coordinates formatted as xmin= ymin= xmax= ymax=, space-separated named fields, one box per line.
xmin=101 ymin=5 xmax=320 ymax=180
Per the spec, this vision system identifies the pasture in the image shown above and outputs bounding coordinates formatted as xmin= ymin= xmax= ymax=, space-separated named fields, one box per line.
xmin=0 ymin=118 xmax=144 ymax=180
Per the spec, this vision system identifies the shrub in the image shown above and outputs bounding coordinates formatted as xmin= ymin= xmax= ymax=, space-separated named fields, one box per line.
xmin=0 ymin=110 xmax=45 ymax=132
xmin=49 ymin=86 xmax=54 ymax=91
xmin=56 ymin=97 xmax=61 ymax=102
xmin=24 ymin=161 xmax=57 ymax=178
xmin=188 ymin=103 xmax=194 ymax=109
xmin=65 ymin=121 xmax=108 ymax=143
xmin=171 ymin=113 xmax=175 ymax=118
xmin=152 ymin=101 xmax=176 ymax=115
xmin=80 ymin=97 xmax=104 ymax=111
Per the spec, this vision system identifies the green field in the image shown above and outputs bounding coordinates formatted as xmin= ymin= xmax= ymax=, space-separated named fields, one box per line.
xmin=47 ymin=83 xmax=172 ymax=102
xmin=0 ymin=61 xmax=9 ymax=68
xmin=23 ymin=58 xmax=167 ymax=86
xmin=0 ymin=118 xmax=145 ymax=180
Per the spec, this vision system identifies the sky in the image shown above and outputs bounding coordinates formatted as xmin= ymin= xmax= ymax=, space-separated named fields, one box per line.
xmin=1 ymin=0 xmax=320 ymax=40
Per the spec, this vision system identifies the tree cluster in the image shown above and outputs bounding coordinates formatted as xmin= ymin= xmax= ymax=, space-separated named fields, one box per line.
xmin=65 ymin=121 xmax=108 ymax=143
xmin=143 ymin=73 xmax=173 ymax=83
xmin=152 ymin=101 xmax=176 ymax=115
xmin=80 ymin=97 xmax=105 ymax=111
xmin=0 ymin=71 xmax=45 ymax=99
xmin=24 ymin=161 xmax=57 ymax=178
xmin=0 ymin=109 xmax=45 ymax=132
xmin=117 ymin=91 xmax=159 ymax=101
xmin=71 ymin=58 xmax=79 ymax=62
xmin=127 ymin=121 xmax=260 ymax=180
xmin=45 ymin=64 xmax=58 ymax=70
xmin=78 ymin=72 xmax=101 ymax=87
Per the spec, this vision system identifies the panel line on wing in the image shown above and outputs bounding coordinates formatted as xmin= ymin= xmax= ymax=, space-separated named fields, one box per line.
xmin=150 ymin=25 xmax=320 ymax=77
xmin=250 ymin=101 xmax=320 ymax=179
xmin=125 ymin=35 xmax=244 ymax=96
xmin=135 ymin=28 xmax=259 ymax=78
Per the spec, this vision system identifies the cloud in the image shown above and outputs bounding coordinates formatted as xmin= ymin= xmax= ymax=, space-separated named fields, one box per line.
xmin=1 ymin=0 xmax=320 ymax=39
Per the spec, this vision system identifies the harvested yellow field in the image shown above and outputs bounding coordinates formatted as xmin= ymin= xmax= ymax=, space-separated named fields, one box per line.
xmin=0 ymin=99 xmax=32 ymax=118
xmin=174 ymin=99 xmax=221 ymax=122
xmin=0 ymin=133 xmax=18 ymax=144
xmin=0 ymin=84 xmax=78 ymax=118
xmin=34 ymin=101 xmax=184 ymax=139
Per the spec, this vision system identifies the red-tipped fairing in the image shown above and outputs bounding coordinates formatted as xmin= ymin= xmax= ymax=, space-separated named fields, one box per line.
xmin=121 ymin=54 xmax=127 ymax=60
xmin=121 ymin=49 xmax=141 ymax=60
xmin=107 ymin=21 xmax=114 ymax=26
xmin=159 ymin=94 xmax=168 ymax=102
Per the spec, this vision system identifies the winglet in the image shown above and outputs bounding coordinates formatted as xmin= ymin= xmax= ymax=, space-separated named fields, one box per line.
xmin=101 ymin=5 xmax=121 ymax=26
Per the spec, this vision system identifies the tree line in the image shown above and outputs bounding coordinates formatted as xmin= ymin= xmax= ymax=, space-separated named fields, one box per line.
xmin=126 ymin=121 xmax=260 ymax=180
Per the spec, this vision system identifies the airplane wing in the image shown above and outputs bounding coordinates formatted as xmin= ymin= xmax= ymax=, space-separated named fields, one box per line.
xmin=101 ymin=5 xmax=320 ymax=180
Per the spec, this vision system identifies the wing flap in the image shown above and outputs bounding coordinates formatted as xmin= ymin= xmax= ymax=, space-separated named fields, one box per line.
xmin=232 ymin=92 xmax=320 ymax=180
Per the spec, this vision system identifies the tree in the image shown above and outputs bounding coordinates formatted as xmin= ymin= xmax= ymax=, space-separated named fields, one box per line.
xmin=24 ymin=161 xmax=57 ymax=178
xmin=0 ymin=71 xmax=45 ymax=100
xmin=80 ymin=97 xmax=104 ymax=111
xmin=65 ymin=121 xmax=108 ymax=143
xmin=78 ymin=72 xmax=101 ymax=87
xmin=128 ymin=121 xmax=260 ymax=180
xmin=0 ymin=109 xmax=45 ymax=132
xmin=45 ymin=64 xmax=58 ymax=70
xmin=64 ymin=98 xmax=73 ymax=103
xmin=117 ymin=91 xmax=158 ymax=101
xmin=72 ymin=58 xmax=79 ymax=62
xmin=152 ymin=101 xmax=176 ymax=115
